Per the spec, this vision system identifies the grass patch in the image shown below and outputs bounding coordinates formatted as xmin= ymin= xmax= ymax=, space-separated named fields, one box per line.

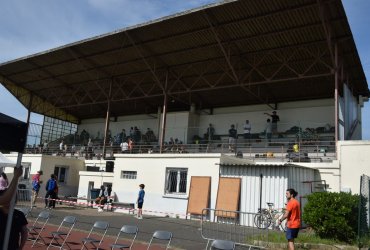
xmin=247 ymin=230 xmax=359 ymax=247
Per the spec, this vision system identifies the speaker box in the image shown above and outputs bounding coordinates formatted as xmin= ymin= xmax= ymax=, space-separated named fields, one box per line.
xmin=0 ymin=113 xmax=28 ymax=152
xmin=106 ymin=161 xmax=114 ymax=172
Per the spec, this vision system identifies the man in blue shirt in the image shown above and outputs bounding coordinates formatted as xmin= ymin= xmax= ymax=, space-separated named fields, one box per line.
xmin=136 ymin=184 xmax=145 ymax=219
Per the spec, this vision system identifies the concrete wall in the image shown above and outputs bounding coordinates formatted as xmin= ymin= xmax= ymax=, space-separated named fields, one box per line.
xmin=77 ymin=171 xmax=114 ymax=200
xmin=4 ymin=154 xmax=85 ymax=197
xmin=198 ymin=99 xmax=334 ymax=136
xmin=338 ymin=140 xmax=370 ymax=193
xmin=77 ymin=154 xmax=221 ymax=217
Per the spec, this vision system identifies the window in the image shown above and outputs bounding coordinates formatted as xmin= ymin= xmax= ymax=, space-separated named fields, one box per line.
xmin=54 ymin=166 xmax=69 ymax=184
xmin=121 ymin=171 xmax=137 ymax=179
xmin=165 ymin=168 xmax=188 ymax=195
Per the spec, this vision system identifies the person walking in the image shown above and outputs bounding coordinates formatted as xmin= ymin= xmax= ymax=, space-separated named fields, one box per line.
xmin=45 ymin=174 xmax=57 ymax=209
xmin=136 ymin=184 xmax=145 ymax=219
xmin=31 ymin=170 xmax=43 ymax=206
xmin=278 ymin=188 xmax=301 ymax=250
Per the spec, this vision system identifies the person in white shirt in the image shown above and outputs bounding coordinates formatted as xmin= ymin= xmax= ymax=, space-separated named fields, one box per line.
xmin=59 ymin=140 xmax=64 ymax=155
xmin=243 ymin=120 xmax=251 ymax=140
xmin=120 ymin=140 xmax=129 ymax=153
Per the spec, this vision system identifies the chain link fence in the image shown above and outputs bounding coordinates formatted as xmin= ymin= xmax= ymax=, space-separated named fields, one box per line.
xmin=358 ymin=174 xmax=370 ymax=248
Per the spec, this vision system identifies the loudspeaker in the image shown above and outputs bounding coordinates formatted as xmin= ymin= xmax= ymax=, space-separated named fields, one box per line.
xmin=0 ymin=113 xmax=28 ymax=152
xmin=86 ymin=166 xmax=99 ymax=172
xmin=106 ymin=161 xmax=114 ymax=172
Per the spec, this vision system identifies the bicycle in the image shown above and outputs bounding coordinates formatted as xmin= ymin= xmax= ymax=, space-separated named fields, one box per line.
xmin=254 ymin=202 xmax=287 ymax=231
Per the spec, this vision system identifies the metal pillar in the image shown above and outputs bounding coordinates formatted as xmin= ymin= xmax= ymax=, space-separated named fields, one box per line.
xmin=157 ymin=106 xmax=162 ymax=145
xmin=334 ymin=44 xmax=339 ymax=144
xmin=159 ymin=93 xmax=168 ymax=153
xmin=159 ymin=73 xmax=168 ymax=154
xmin=102 ymin=81 xmax=113 ymax=158
xmin=3 ymin=95 xmax=32 ymax=250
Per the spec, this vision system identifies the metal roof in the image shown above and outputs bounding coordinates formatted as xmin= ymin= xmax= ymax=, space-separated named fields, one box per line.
xmin=0 ymin=0 xmax=368 ymax=123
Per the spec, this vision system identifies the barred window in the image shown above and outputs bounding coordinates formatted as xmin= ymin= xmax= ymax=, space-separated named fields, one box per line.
xmin=121 ymin=171 xmax=137 ymax=179
xmin=54 ymin=166 xmax=68 ymax=184
xmin=165 ymin=168 xmax=188 ymax=194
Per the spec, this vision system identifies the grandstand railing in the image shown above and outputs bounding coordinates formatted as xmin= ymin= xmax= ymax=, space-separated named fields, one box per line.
xmin=23 ymin=138 xmax=336 ymax=163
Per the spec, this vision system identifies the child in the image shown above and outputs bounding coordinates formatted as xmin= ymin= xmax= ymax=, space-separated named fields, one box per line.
xmin=136 ymin=184 xmax=145 ymax=219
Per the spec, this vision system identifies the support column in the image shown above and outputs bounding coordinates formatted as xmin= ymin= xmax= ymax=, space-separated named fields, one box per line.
xmin=159 ymin=93 xmax=168 ymax=154
xmin=159 ymin=72 xmax=168 ymax=154
xmin=103 ymin=81 xmax=113 ymax=159
xmin=157 ymin=106 xmax=161 ymax=145
xmin=334 ymin=44 xmax=339 ymax=144
xmin=3 ymin=94 xmax=32 ymax=250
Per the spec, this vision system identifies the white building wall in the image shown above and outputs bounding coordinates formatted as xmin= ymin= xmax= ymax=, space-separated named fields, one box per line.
xmin=221 ymin=165 xmax=289 ymax=213
xmin=338 ymin=140 xmax=370 ymax=193
xmin=77 ymin=171 xmax=114 ymax=200
xmin=110 ymin=154 xmax=221 ymax=217
xmin=199 ymin=99 xmax=334 ymax=136
xmin=4 ymin=154 xmax=84 ymax=197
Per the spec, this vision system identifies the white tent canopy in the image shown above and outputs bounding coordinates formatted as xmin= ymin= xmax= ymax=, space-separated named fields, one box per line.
xmin=0 ymin=152 xmax=16 ymax=167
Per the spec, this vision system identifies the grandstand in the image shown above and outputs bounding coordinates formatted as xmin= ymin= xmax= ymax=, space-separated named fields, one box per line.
xmin=1 ymin=0 xmax=369 ymax=234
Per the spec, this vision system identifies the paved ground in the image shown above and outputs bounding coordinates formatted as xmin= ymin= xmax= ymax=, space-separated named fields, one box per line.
xmin=23 ymin=204 xmax=207 ymax=250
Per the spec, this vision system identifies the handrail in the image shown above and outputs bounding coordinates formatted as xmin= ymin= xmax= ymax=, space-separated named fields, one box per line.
xmin=22 ymin=139 xmax=337 ymax=162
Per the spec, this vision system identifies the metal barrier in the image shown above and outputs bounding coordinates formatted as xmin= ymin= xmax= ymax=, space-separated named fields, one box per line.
xmin=201 ymin=208 xmax=268 ymax=249
xmin=16 ymin=188 xmax=33 ymax=209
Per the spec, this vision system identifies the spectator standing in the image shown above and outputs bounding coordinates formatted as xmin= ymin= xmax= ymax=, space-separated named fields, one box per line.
xmin=265 ymin=119 xmax=272 ymax=143
xmin=207 ymin=123 xmax=215 ymax=142
xmin=279 ymin=188 xmax=301 ymax=250
xmin=136 ymin=184 xmax=145 ymax=219
xmin=0 ymin=172 xmax=8 ymax=190
xmin=45 ymin=174 xmax=57 ymax=209
xmin=264 ymin=111 xmax=280 ymax=134
xmin=31 ymin=170 xmax=43 ymax=206
xmin=243 ymin=120 xmax=251 ymax=140
xmin=128 ymin=138 xmax=134 ymax=153
xmin=120 ymin=139 xmax=129 ymax=153
xmin=120 ymin=129 xmax=127 ymax=143
xmin=59 ymin=140 xmax=64 ymax=155
xmin=228 ymin=124 xmax=237 ymax=152
xmin=0 ymin=189 xmax=28 ymax=250
xmin=129 ymin=127 xmax=134 ymax=138
xmin=43 ymin=140 xmax=48 ymax=154
xmin=87 ymin=138 xmax=93 ymax=159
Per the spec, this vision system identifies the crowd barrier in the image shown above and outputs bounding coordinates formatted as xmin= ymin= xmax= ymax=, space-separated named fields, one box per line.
xmin=201 ymin=208 xmax=269 ymax=249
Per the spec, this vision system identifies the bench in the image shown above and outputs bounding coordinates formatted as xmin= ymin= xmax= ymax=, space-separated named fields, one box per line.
xmin=109 ymin=201 xmax=135 ymax=214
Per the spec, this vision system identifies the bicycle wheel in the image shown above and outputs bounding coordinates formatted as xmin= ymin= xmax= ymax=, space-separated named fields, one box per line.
xmin=254 ymin=213 xmax=271 ymax=229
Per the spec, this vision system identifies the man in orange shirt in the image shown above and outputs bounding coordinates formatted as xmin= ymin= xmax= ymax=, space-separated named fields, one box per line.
xmin=278 ymin=188 xmax=300 ymax=250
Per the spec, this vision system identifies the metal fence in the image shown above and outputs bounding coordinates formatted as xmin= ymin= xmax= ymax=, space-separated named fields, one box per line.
xmin=16 ymin=188 xmax=33 ymax=209
xmin=358 ymin=174 xmax=370 ymax=247
xmin=201 ymin=208 xmax=270 ymax=249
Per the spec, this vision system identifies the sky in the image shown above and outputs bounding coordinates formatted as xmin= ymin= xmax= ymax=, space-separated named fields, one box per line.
xmin=0 ymin=0 xmax=369 ymax=139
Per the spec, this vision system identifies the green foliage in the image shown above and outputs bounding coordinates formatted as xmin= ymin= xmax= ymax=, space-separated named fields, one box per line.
xmin=303 ymin=192 xmax=360 ymax=243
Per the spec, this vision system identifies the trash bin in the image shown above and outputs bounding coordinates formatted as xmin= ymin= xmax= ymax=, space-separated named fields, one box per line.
xmin=90 ymin=188 xmax=100 ymax=200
